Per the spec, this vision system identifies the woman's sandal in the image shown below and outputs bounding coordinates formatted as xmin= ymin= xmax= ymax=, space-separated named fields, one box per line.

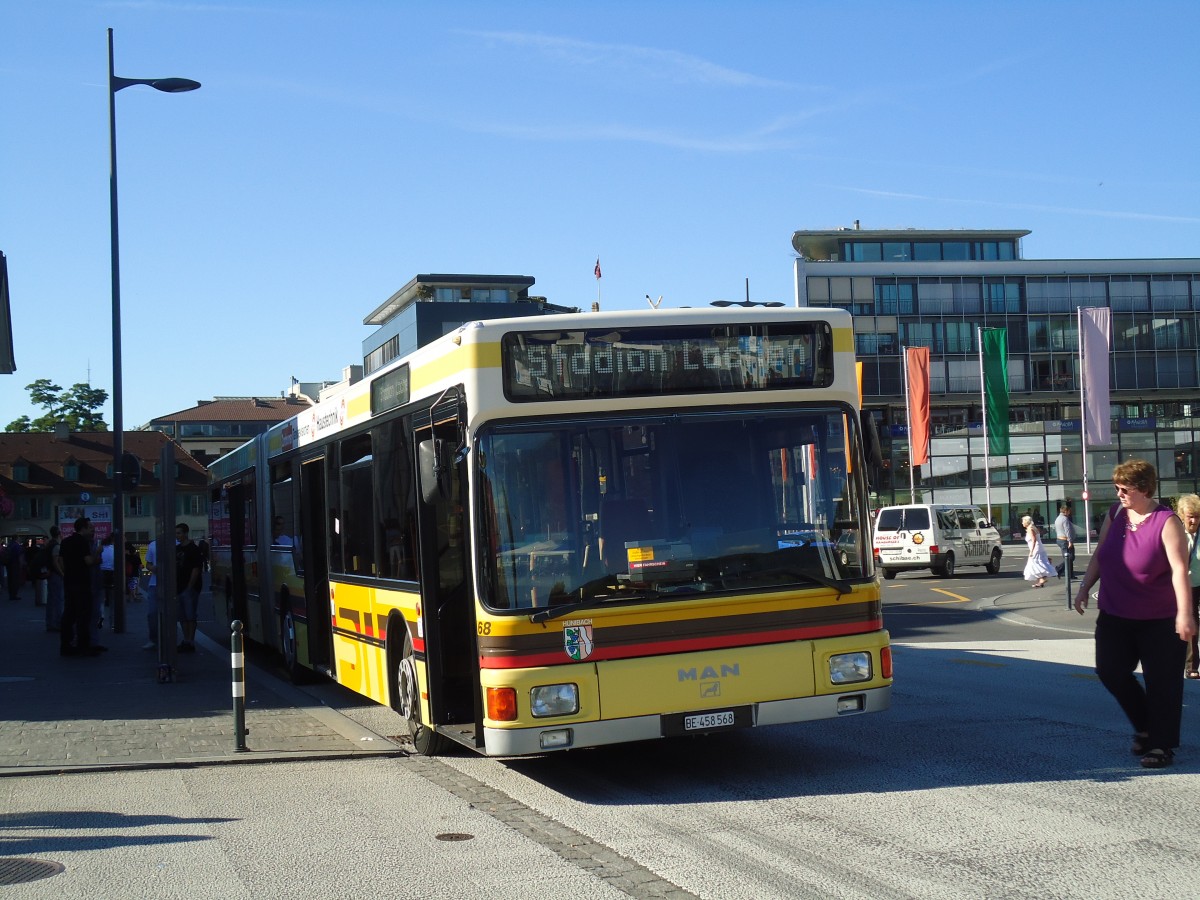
xmin=1131 ymin=733 xmax=1150 ymax=756
xmin=1140 ymin=748 xmax=1174 ymax=769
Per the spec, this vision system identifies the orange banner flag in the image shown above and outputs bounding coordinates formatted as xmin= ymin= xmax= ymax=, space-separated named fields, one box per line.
xmin=906 ymin=347 xmax=930 ymax=467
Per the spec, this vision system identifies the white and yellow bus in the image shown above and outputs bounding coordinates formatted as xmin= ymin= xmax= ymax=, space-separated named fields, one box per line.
xmin=208 ymin=307 xmax=891 ymax=756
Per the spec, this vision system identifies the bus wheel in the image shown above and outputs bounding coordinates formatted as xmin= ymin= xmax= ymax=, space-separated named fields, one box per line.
xmin=936 ymin=554 xmax=956 ymax=577
xmin=280 ymin=607 xmax=307 ymax=683
xmin=393 ymin=631 xmax=448 ymax=756
xmin=882 ymin=568 xmax=897 ymax=580
xmin=986 ymin=548 xmax=1003 ymax=575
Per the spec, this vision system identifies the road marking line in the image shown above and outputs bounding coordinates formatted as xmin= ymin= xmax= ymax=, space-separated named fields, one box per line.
xmin=927 ymin=588 xmax=971 ymax=604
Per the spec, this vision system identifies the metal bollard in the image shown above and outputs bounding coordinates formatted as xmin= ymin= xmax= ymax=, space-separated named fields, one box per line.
xmin=231 ymin=620 xmax=249 ymax=752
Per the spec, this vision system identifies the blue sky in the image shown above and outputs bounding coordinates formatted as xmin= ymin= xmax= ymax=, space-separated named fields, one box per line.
xmin=3 ymin=0 xmax=1199 ymax=429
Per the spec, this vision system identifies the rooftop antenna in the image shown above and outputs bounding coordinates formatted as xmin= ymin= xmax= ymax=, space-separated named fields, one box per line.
xmin=645 ymin=294 xmax=662 ymax=309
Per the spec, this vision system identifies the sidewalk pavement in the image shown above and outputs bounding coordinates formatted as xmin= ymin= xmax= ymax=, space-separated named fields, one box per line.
xmin=0 ymin=582 xmax=403 ymax=776
xmin=990 ymin=553 xmax=1097 ymax=636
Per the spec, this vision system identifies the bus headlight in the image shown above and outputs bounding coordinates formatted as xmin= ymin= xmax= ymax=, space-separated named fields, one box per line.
xmin=829 ymin=652 xmax=872 ymax=684
xmin=530 ymin=683 xmax=579 ymax=718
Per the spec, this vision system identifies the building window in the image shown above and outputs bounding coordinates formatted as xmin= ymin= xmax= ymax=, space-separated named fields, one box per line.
xmin=986 ymin=281 xmax=1021 ymax=314
xmin=848 ymin=242 xmax=882 ymax=262
xmin=64 ymin=463 xmax=79 ymax=480
xmin=1151 ymin=277 xmax=1190 ymax=311
xmin=883 ymin=242 xmax=911 ymax=262
xmin=13 ymin=464 xmax=29 ymax=482
xmin=129 ymin=495 xmax=151 ymax=516
xmin=17 ymin=497 xmax=49 ymax=518
xmin=855 ymin=332 xmax=897 ymax=355
xmin=913 ymin=242 xmax=941 ymax=261
xmin=1110 ymin=277 xmax=1149 ymax=312
xmin=178 ymin=494 xmax=203 ymax=516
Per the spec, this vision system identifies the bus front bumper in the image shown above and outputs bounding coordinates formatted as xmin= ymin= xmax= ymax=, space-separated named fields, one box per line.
xmin=479 ymin=684 xmax=892 ymax=757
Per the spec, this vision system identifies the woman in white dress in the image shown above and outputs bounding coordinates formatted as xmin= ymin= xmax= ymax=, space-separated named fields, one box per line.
xmin=1023 ymin=514 xmax=1056 ymax=587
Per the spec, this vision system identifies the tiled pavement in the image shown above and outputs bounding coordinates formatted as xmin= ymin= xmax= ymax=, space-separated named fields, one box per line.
xmin=0 ymin=581 xmax=402 ymax=775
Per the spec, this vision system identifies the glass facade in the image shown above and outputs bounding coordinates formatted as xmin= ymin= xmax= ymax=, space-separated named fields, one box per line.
xmin=799 ymin=229 xmax=1200 ymax=528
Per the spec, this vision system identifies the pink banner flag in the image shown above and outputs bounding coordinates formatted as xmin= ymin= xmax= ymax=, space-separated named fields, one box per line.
xmin=594 ymin=258 xmax=602 ymax=280
xmin=906 ymin=346 xmax=931 ymax=467
xmin=1080 ymin=307 xmax=1112 ymax=446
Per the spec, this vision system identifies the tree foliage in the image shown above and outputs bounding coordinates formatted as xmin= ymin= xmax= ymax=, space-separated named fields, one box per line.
xmin=5 ymin=379 xmax=109 ymax=432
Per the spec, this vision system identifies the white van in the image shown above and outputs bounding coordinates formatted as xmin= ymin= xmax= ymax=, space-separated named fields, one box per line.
xmin=872 ymin=504 xmax=1003 ymax=579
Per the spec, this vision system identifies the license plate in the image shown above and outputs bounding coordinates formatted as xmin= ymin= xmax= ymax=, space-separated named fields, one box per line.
xmin=684 ymin=710 xmax=735 ymax=731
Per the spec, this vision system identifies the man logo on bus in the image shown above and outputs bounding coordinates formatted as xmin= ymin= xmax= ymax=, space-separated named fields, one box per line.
xmin=564 ymin=625 xmax=594 ymax=661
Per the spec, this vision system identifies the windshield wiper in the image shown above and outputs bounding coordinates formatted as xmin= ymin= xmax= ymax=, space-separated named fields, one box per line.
xmin=749 ymin=565 xmax=852 ymax=596
xmin=527 ymin=574 xmax=677 ymax=623
xmin=714 ymin=548 xmax=853 ymax=596
xmin=529 ymin=593 xmax=652 ymax=624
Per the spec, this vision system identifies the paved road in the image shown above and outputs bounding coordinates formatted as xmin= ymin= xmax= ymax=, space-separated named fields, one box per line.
xmin=5 ymin=568 xmax=1200 ymax=898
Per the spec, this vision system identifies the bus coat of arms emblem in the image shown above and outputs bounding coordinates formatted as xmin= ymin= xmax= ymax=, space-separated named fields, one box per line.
xmin=564 ymin=624 xmax=594 ymax=661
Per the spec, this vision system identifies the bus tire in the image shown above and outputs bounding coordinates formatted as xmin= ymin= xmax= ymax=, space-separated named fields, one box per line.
xmin=882 ymin=568 xmax=897 ymax=580
xmin=986 ymin=548 xmax=1003 ymax=575
xmin=279 ymin=601 xmax=309 ymax=683
xmin=391 ymin=628 xmax=449 ymax=756
xmin=936 ymin=553 xmax=955 ymax=578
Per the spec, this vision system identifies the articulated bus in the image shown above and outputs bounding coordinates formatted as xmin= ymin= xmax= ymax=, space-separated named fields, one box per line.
xmin=207 ymin=307 xmax=891 ymax=756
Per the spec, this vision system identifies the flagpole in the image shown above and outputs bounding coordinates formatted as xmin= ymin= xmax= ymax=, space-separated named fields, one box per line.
xmin=978 ymin=328 xmax=992 ymax=520
xmin=903 ymin=345 xmax=915 ymax=502
xmin=1078 ymin=307 xmax=1091 ymax=553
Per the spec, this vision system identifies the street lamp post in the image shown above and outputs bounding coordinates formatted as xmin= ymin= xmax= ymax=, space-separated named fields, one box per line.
xmin=108 ymin=27 xmax=199 ymax=634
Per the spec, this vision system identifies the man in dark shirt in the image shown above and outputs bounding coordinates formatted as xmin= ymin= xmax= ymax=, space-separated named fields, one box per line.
xmin=175 ymin=523 xmax=204 ymax=653
xmin=60 ymin=517 xmax=98 ymax=656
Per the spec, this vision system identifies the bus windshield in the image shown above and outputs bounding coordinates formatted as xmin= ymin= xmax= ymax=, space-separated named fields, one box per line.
xmin=477 ymin=407 xmax=869 ymax=613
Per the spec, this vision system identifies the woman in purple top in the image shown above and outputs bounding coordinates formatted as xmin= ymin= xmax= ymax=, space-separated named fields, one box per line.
xmin=1074 ymin=459 xmax=1196 ymax=768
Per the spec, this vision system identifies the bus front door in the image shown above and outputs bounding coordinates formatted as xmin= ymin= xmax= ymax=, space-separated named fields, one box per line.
xmin=415 ymin=414 xmax=479 ymax=741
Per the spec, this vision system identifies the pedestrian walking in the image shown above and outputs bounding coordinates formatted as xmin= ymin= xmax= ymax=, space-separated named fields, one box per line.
xmin=125 ymin=542 xmax=142 ymax=603
xmin=142 ymin=538 xmax=158 ymax=650
xmin=4 ymin=536 xmax=24 ymax=602
xmin=1054 ymin=500 xmax=1076 ymax=578
xmin=29 ymin=538 xmax=51 ymax=607
xmin=175 ymin=523 xmax=203 ymax=653
xmin=1073 ymin=459 xmax=1196 ymax=768
xmin=59 ymin=517 xmax=100 ymax=657
xmin=1022 ymin=515 xmax=1055 ymax=588
xmin=1176 ymin=494 xmax=1200 ymax=680
xmin=45 ymin=526 xmax=64 ymax=632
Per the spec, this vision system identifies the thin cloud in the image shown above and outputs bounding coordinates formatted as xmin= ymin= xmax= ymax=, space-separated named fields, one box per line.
xmin=464 ymin=118 xmax=813 ymax=153
xmin=464 ymin=30 xmax=812 ymax=91
xmin=830 ymin=185 xmax=1200 ymax=225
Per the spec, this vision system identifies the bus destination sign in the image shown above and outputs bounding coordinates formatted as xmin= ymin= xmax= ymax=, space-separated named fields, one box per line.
xmin=502 ymin=323 xmax=833 ymax=401
xmin=371 ymin=364 xmax=410 ymax=416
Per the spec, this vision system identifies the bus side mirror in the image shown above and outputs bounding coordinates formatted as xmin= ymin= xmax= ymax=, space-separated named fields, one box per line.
xmin=418 ymin=439 xmax=446 ymax=505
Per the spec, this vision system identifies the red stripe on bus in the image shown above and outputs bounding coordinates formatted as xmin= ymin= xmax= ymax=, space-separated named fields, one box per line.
xmin=477 ymin=620 xmax=883 ymax=669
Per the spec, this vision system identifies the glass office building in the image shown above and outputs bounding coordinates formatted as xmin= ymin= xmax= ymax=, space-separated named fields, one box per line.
xmin=793 ymin=227 xmax=1200 ymax=537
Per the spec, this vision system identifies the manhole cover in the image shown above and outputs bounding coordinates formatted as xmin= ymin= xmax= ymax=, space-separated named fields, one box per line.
xmin=0 ymin=858 xmax=65 ymax=885
xmin=435 ymin=833 xmax=474 ymax=842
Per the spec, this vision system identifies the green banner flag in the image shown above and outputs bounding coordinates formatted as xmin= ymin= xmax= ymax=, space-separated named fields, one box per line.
xmin=981 ymin=328 xmax=1010 ymax=455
